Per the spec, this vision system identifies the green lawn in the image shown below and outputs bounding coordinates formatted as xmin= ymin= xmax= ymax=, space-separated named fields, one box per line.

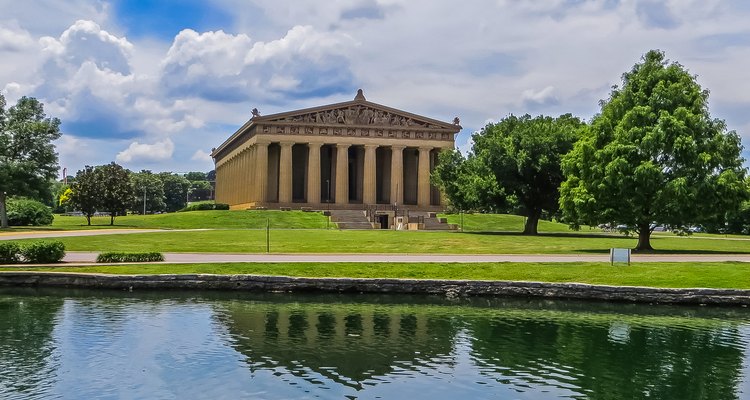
xmin=42 ymin=210 xmax=330 ymax=230
xmin=440 ymin=213 xmax=598 ymax=233
xmin=12 ymin=228 xmax=750 ymax=254
xmin=6 ymin=261 xmax=750 ymax=289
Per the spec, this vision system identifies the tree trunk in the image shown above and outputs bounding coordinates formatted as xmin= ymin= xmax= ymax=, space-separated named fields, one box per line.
xmin=86 ymin=214 xmax=91 ymax=226
xmin=523 ymin=209 xmax=541 ymax=235
xmin=635 ymin=223 xmax=654 ymax=252
xmin=110 ymin=213 xmax=115 ymax=226
xmin=0 ymin=192 xmax=8 ymax=229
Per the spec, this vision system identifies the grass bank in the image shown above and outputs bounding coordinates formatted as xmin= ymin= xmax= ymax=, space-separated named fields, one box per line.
xmin=6 ymin=210 xmax=330 ymax=231
xmin=6 ymin=262 xmax=750 ymax=289
xmin=23 ymin=229 xmax=750 ymax=254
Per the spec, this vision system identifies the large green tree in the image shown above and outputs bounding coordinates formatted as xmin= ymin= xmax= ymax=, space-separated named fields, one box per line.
xmin=560 ymin=50 xmax=747 ymax=251
xmin=159 ymin=172 xmax=191 ymax=212
xmin=472 ymin=114 xmax=584 ymax=234
xmin=431 ymin=149 xmax=506 ymax=213
xmin=131 ymin=170 xmax=165 ymax=214
xmin=70 ymin=166 xmax=100 ymax=225
xmin=97 ymin=162 xmax=132 ymax=225
xmin=0 ymin=95 xmax=61 ymax=228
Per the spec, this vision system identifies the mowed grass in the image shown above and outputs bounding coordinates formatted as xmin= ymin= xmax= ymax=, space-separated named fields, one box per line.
xmin=439 ymin=213 xmax=598 ymax=233
xmin=17 ymin=228 xmax=750 ymax=254
xmin=44 ymin=210 xmax=330 ymax=230
xmin=7 ymin=261 xmax=750 ymax=289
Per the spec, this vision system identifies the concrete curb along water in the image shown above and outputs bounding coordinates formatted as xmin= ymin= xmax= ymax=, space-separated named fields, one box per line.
xmin=2 ymin=272 xmax=750 ymax=306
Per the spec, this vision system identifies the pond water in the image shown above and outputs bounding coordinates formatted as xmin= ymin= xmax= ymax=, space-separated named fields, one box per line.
xmin=2 ymin=288 xmax=750 ymax=399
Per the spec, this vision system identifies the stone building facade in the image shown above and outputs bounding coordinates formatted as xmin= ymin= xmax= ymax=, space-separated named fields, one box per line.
xmin=211 ymin=90 xmax=461 ymax=211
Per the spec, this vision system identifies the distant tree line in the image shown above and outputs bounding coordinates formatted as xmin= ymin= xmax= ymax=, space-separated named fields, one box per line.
xmin=59 ymin=165 xmax=216 ymax=225
xmin=433 ymin=50 xmax=748 ymax=250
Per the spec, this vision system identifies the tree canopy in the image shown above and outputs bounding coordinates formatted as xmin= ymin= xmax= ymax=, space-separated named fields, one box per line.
xmin=434 ymin=114 xmax=583 ymax=234
xmin=70 ymin=166 xmax=99 ymax=226
xmin=559 ymin=50 xmax=748 ymax=250
xmin=97 ymin=162 xmax=132 ymax=225
xmin=0 ymin=95 xmax=61 ymax=228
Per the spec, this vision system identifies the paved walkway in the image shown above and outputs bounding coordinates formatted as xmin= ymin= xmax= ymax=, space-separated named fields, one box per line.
xmin=0 ymin=229 xmax=208 ymax=241
xmin=40 ymin=252 xmax=750 ymax=265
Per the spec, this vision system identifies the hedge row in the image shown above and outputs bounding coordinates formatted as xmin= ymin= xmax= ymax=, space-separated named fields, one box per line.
xmin=96 ymin=252 xmax=165 ymax=263
xmin=179 ymin=203 xmax=230 ymax=212
xmin=0 ymin=241 xmax=66 ymax=264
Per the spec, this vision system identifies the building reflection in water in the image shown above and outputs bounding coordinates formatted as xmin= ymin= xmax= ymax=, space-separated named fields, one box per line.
xmin=216 ymin=295 xmax=749 ymax=399
xmin=217 ymin=299 xmax=460 ymax=390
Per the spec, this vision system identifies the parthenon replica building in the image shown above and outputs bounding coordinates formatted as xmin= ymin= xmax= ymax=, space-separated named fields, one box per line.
xmin=211 ymin=90 xmax=461 ymax=211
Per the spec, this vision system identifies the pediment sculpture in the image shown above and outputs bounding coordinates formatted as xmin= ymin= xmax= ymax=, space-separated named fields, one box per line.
xmin=269 ymin=105 xmax=445 ymax=129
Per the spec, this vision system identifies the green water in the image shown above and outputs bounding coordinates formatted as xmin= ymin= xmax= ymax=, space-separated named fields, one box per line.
xmin=2 ymin=288 xmax=750 ymax=399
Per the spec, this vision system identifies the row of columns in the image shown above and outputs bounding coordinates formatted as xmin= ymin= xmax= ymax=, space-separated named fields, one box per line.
xmin=217 ymin=141 xmax=439 ymax=208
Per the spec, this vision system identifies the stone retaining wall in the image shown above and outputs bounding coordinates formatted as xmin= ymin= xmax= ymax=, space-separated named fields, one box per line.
xmin=2 ymin=272 xmax=750 ymax=305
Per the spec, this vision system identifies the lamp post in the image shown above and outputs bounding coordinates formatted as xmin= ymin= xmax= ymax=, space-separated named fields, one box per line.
xmin=142 ymin=187 xmax=147 ymax=215
xmin=326 ymin=179 xmax=331 ymax=229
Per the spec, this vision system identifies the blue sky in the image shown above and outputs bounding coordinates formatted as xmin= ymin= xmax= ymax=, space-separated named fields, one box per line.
xmin=2 ymin=0 xmax=750 ymax=174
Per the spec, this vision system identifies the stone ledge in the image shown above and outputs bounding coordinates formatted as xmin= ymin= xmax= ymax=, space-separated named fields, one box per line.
xmin=1 ymin=272 xmax=750 ymax=306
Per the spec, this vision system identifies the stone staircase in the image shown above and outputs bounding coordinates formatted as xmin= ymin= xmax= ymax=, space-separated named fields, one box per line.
xmin=329 ymin=209 xmax=457 ymax=230
xmin=405 ymin=211 xmax=456 ymax=230
xmin=329 ymin=210 xmax=374 ymax=230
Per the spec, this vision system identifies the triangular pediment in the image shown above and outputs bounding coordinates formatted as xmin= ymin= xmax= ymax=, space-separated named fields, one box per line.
xmin=253 ymin=100 xmax=461 ymax=132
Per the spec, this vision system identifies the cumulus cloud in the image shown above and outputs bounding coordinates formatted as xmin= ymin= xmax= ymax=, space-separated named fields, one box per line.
xmin=521 ymin=86 xmax=558 ymax=106
xmin=191 ymin=149 xmax=213 ymax=162
xmin=0 ymin=25 xmax=35 ymax=51
xmin=160 ymin=25 xmax=358 ymax=102
xmin=116 ymin=138 xmax=175 ymax=163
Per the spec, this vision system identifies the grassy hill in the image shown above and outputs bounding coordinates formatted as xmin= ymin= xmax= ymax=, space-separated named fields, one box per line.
xmin=439 ymin=213 xmax=597 ymax=233
xmin=49 ymin=210 xmax=330 ymax=230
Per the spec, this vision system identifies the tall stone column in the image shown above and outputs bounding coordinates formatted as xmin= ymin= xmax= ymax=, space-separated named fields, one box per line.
xmin=279 ymin=142 xmax=293 ymax=204
xmin=335 ymin=143 xmax=350 ymax=205
xmin=418 ymin=146 xmax=432 ymax=207
xmin=390 ymin=145 xmax=405 ymax=206
xmin=363 ymin=144 xmax=377 ymax=205
xmin=307 ymin=142 xmax=322 ymax=204
xmin=255 ymin=142 xmax=269 ymax=204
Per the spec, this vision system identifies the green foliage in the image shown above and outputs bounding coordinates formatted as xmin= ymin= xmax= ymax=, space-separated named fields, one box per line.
xmin=184 ymin=171 xmax=207 ymax=181
xmin=6 ymin=198 xmax=54 ymax=226
xmin=19 ymin=241 xmax=65 ymax=263
xmin=189 ymin=180 xmax=213 ymax=201
xmin=98 ymin=162 xmax=133 ymax=225
xmin=432 ymin=149 xmax=500 ymax=212
xmin=180 ymin=202 xmax=229 ymax=211
xmin=70 ymin=165 xmax=100 ymax=225
xmin=433 ymin=114 xmax=583 ymax=235
xmin=0 ymin=241 xmax=21 ymax=264
xmin=131 ymin=170 xmax=166 ymax=214
xmin=0 ymin=95 xmax=62 ymax=228
xmin=159 ymin=173 xmax=191 ymax=212
xmin=96 ymin=252 xmax=165 ymax=263
xmin=560 ymin=50 xmax=748 ymax=250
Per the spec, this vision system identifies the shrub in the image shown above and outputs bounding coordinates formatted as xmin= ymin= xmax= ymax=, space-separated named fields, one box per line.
xmin=179 ymin=202 xmax=230 ymax=212
xmin=19 ymin=241 xmax=66 ymax=263
xmin=96 ymin=252 xmax=165 ymax=263
xmin=0 ymin=242 xmax=21 ymax=264
xmin=7 ymin=198 xmax=54 ymax=226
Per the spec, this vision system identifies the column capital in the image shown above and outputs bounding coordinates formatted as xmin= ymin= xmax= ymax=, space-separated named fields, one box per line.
xmin=418 ymin=146 xmax=433 ymax=152
xmin=364 ymin=144 xmax=379 ymax=150
xmin=307 ymin=141 xmax=324 ymax=148
xmin=391 ymin=144 xmax=406 ymax=151
xmin=280 ymin=141 xmax=294 ymax=147
xmin=337 ymin=143 xmax=352 ymax=149
xmin=255 ymin=140 xmax=270 ymax=147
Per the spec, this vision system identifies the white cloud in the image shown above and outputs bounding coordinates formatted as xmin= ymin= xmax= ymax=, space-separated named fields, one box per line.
xmin=191 ymin=149 xmax=212 ymax=162
xmin=116 ymin=138 xmax=175 ymax=163
xmin=3 ymin=0 xmax=750 ymax=174
xmin=521 ymin=86 xmax=558 ymax=105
